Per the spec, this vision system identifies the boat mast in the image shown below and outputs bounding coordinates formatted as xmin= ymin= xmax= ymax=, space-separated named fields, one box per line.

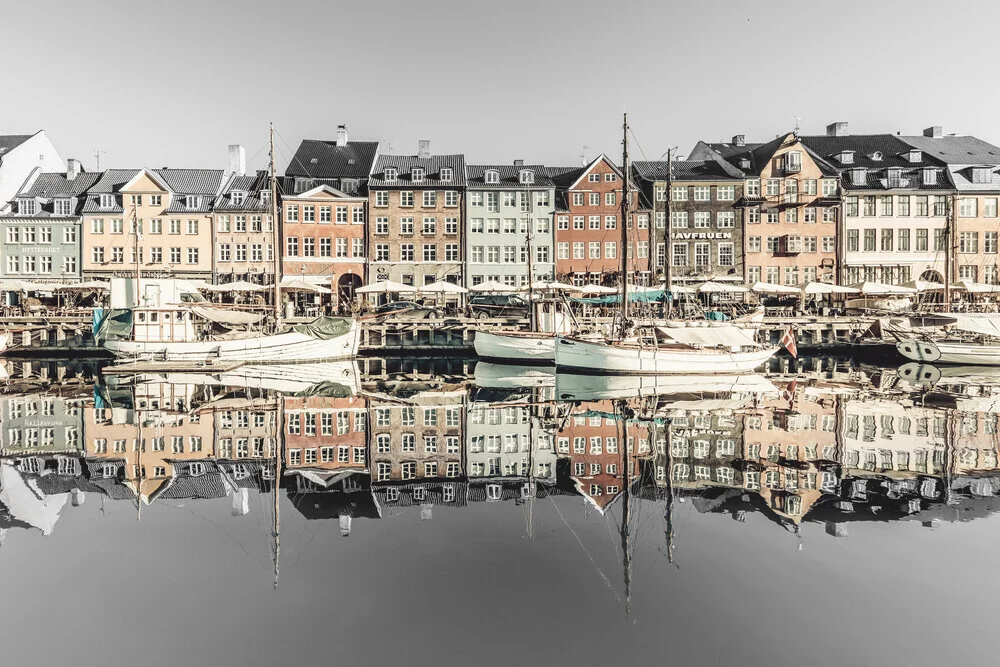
xmin=664 ymin=148 xmax=673 ymax=316
xmin=269 ymin=124 xmax=283 ymax=331
xmin=273 ymin=394 xmax=283 ymax=590
xmin=525 ymin=176 xmax=536 ymax=332
xmin=131 ymin=204 xmax=141 ymax=307
xmin=944 ymin=194 xmax=954 ymax=312
xmin=618 ymin=401 xmax=632 ymax=617
xmin=620 ymin=113 xmax=631 ymax=338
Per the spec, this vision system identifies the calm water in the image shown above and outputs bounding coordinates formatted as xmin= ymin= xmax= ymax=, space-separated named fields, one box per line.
xmin=1 ymin=355 xmax=997 ymax=667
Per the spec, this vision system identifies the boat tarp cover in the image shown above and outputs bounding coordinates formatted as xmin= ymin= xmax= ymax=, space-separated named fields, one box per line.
xmin=290 ymin=316 xmax=352 ymax=339
xmin=292 ymin=381 xmax=354 ymax=398
xmin=947 ymin=314 xmax=1000 ymax=338
xmin=656 ymin=325 xmax=757 ymax=347
xmin=190 ymin=306 xmax=264 ymax=326
xmin=569 ymin=289 xmax=667 ymax=305
xmin=95 ymin=308 xmax=133 ymax=342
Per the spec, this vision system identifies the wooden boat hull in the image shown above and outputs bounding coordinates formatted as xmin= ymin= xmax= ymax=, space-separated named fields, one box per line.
xmin=104 ymin=321 xmax=360 ymax=363
xmin=474 ymin=331 xmax=555 ymax=364
xmin=554 ymin=336 xmax=778 ymax=375
xmin=896 ymin=338 xmax=1000 ymax=366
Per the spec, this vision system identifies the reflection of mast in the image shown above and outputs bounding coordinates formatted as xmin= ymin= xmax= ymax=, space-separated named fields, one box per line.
xmin=136 ymin=400 xmax=142 ymax=522
xmin=617 ymin=400 xmax=632 ymax=617
xmin=663 ymin=417 xmax=675 ymax=566
xmin=273 ymin=395 xmax=284 ymax=590
xmin=526 ymin=387 xmax=535 ymax=539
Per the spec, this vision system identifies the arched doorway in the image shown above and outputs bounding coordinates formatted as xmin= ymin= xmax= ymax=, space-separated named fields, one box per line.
xmin=919 ymin=270 xmax=945 ymax=304
xmin=338 ymin=273 xmax=363 ymax=310
xmin=920 ymin=270 xmax=943 ymax=283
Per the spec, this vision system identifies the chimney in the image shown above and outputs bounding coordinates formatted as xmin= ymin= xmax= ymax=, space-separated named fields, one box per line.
xmin=70 ymin=488 xmax=86 ymax=507
xmin=231 ymin=488 xmax=249 ymax=516
xmin=732 ymin=135 xmax=745 ymax=147
xmin=826 ymin=122 xmax=849 ymax=137
xmin=418 ymin=139 xmax=431 ymax=159
xmin=513 ymin=159 xmax=524 ymax=166
xmin=66 ymin=158 xmax=81 ymax=181
xmin=336 ymin=124 xmax=348 ymax=147
xmin=228 ymin=144 xmax=246 ymax=176
xmin=923 ymin=126 xmax=943 ymax=138
xmin=339 ymin=514 xmax=352 ymax=536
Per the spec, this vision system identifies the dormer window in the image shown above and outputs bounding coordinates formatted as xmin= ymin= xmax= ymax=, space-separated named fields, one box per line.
xmin=886 ymin=167 xmax=903 ymax=188
xmin=231 ymin=191 xmax=245 ymax=206
xmin=18 ymin=199 xmax=36 ymax=215
xmin=785 ymin=150 xmax=802 ymax=173
xmin=739 ymin=158 xmax=751 ymax=170
xmin=184 ymin=195 xmax=201 ymax=210
xmin=440 ymin=167 xmax=453 ymax=182
xmin=908 ymin=150 xmax=922 ymax=163
xmin=260 ymin=190 xmax=271 ymax=206
xmin=839 ymin=151 xmax=855 ymax=165
xmin=851 ymin=168 xmax=867 ymax=186
xmin=411 ymin=167 xmax=425 ymax=183
xmin=519 ymin=169 xmax=534 ymax=184
xmin=972 ymin=167 xmax=993 ymax=184
xmin=99 ymin=194 xmax=114 ymax=208
xmin=922 ymin=168 xmax=937 ymax=185
xmin=870 ymin=151 xmax=883 ymax=161
xmin=54 ymin=199 xmax=73 ymax=216
xmin=484 ymin=170 xmax=500 ymax=185
xmin=384 ymin=168 xmax=398 ymax=184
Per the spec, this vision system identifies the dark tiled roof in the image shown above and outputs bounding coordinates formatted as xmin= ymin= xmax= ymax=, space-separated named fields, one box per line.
xmin=0 ymin=135 xmax=33 ymax=159
xmin=632 ymin=160 xmax=743 ymax=182
xmin=369 ymin=154 xmax=467 ymax=187
xmin=372 ymin=480 xmax=469 ymax=507
xmin=290 ymin=489 xmax=381 ymax=520
xmin=155 ymin=168 xmax=224 ymax=195
xmin=160 ymin=461 xmax=227 ymax=499
xmin=285 ymin=140 xmax=379 ymax=180
xmin=691 ymin=140 xmax=766 ymax=161
xmin=900 ymin=135 xmax=1000 ymax=164
xmin=466 ymin=164 xmax=554 ymax=188
xmin=799 ymin=134 xmax=953 ymax=190
xmin=82 ymin=168 xmax=222 ymax=214
xmin=214 ymin=170 xmax=274 ymax=212
xmin=0 ymin=171 xmax=101 ymax=218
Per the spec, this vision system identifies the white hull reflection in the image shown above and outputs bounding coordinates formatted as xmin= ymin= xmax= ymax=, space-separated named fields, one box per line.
xmin=896 ymin=339 xmax=1000 ymax=366
xmin=473 ymin=362 xmax=555 ymax=389
xmin=555 ymin=372 xmax=780 ymax=403
xmin=108 ymin=360 xmax=361 ymax=396
xmin=555 ymin=336 xmax=778 ymax=376
xmin=474 ymin=331 xmax=556 ymax=364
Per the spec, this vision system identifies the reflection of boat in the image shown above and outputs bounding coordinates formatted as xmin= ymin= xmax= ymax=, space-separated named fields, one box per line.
xmin=0 ymin=331 xmax=11 ymax=355
xmin=474 ymin=331 xmax=557 ymax=364
xmin=891 ymin=314 xmax=1000 ymax=366
xmin=897 ymin=338 xmax=1000 ymax=366
xmin=108 ymin=361 xmax=361 ymax=396
xmin=473 ymin=362 xmax=554 ymax=389
xmin=555 ymin=372 xmax=779 ymax=403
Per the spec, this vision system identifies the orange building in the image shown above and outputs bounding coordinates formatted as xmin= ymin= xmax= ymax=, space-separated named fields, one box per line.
xmin=283 ymin=394 xmax=369 ymax=486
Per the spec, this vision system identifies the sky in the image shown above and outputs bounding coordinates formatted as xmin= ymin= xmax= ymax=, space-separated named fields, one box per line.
xmin=4 ymin=0 xmax=1000 ymax=173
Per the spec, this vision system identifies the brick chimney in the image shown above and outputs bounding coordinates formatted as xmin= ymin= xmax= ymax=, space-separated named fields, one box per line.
xmin=228 ymin=144 xmax=246 ymax=176
xmin=418 ymin=140 xmax=431 ymax=159
xmin=66 ymin=158 xmax=81 ymax=181
xmin=513 ymin=159 xmax=524 ymax=166
xmin=826 ymin=122 xmax=849 ymax=137
xmin=732 ymin=135 xmax=745 ymax=147
xmin=336 ymin=124 xmax=348 ymax=147
xmin=924 ymin=126 xmax=943 ymax=138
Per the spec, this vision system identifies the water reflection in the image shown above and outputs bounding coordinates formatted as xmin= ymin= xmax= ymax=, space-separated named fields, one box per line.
xmin=4 ymin=356 xmax=1000 ymax=553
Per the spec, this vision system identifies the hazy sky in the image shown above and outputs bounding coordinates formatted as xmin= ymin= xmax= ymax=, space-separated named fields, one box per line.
xmin=5 ymin=0 xmax=1000 ymax=173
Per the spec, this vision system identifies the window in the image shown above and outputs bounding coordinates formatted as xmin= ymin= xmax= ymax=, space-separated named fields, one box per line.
xmin=897 ymin=196 xmax=910 ymax=217
xmin=765 ymin=179 xmax=780 ymax=196
xmin=422 ymin=191 xmax=436 ymax=207
xmin=671 ymin=212 xmax=688 ymax=228
xmin=672 ymin=243 xmax=688 ymax=266
xmin=694 ymin=212 xmax=711 ymax=228
xmin=286 ymin=237 xmax=298 ymax=256
xmin=985 ymin=232 xmax=998 ymax=254
xmin=960 ymin=232 xmax=979 ymax=254
xmin=898 ymin=228 xmax=910 ymax=251
xmin=864 ymin=228 xmax=876 ymax=252
xmin=589 ymin=242 xmax=601 ymax=259
xmin=440 ymin=167 xmax=453 ymax=182
xmin=960 ymin=198 xmax=979 ymax=218
xmin=881 ymin=228 xmax=894 ymax=251
xmin=766 ymin=236 xmax=780 ymax=253
xmin=693 ymin=186 xmax=711 ymax=201
xmin=748 ymin=236 xmax=761 ymax=253
xmin=717 ymin=211 xmax=735 ymax=228
xmin=915 ymin=196 xmax=929 ymax=216
xmin=694 ymin=242 xmax=710 ymax=267
xmin=588 ymin=193 xmax=600 ymax=206
xmin=916 ymin=228 xmax=928 ymax=251
xmin=375 ymin=191 xmax=389 ymax=207
xmin=605 ymin=191 xmax=616 ymax=206
xmin=400 ymin=191 xmax=414 ymax=207
xmin=412 ymin=167 xmax=425 ymax=183
xmin=672 ymin=186 xmax=688 ymax=201
xmin=718 ymin=243 xmax=734 ymax=266
xmin=54 ymin=199 xmax=72 ymax=216
xmin=605 ymin=241 xmax=617 ymax=259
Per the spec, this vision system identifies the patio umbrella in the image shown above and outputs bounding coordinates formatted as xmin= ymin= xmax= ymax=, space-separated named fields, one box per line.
xmin=419 ymin=281 xmax=468 ymax=294
xmin=54 ymin=281 xmax=110 ymax=291
xmin=952 ymin=280 xmax=1000 ymax=294
xmin=848 ymin=281 xmax=917 ymax=295
xmin=469 ymin=280 xmax=512 ymax=293
xmin=519 ymin=280 xmax=576 ymax=291
xmin=201 ymin=280 xmax=268 ymax=292
xmin=355 ymin=280 xmax=415 ymax=294
xmin=698 ymin=281 xmax=749 ymax=293
xmin=579 ymin=284 xmax=619 ymax=296
xmin=281 ymin=278 xmax=333 ymax=294
xmin=666 ymin=284 xmax=697 ymax=294
xmin=798 ymin=282 xmax=860 ymax=295
xmin=901 ymin=279 xmax=946 ymax=291
xmin=0 ymin=280 xmax=45 ymax=292
xmin=752 ymin=281 xmax=801 ymax=295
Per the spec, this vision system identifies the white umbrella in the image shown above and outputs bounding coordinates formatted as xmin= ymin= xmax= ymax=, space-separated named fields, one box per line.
xmin=469 ymin=280 xmax=513 ymax=292
xmin=419 ymin=281 xmax=468 ymax=294
xmin=901 ymin=279 xmax=946 ymax=291
xmin=752 ymin=281 xmax=801 ymax=295
xmin=0 ymin=280 xmax=45 ymax=292
xmin=952 ymin=280 xmax=1000 ymax=294
xmin=201 ymin=280 xmax=268 ymax=292
xmin=799 ymin=282 xmax=860 ymax=295
xmin=54 ymin=281 xmax=111 ymax=291
xmin=667 ymin=283 xmax=697 ymax=294
xmin=698 ymin=281 xmax=749 ymax=293
xmin=580 ymin=284 xmax=619 ymax=296
xmin=355 ymin=280 xmax=416 ymax=294
xmin=519 ymin=280 xmax=576 ymax=292
xmin=281 ymin=278 xmax=333 ymax=294
xmin=848 ymin=281 xmax=917 ymax=295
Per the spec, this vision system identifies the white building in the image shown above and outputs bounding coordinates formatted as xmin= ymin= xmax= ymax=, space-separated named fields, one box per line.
xmin=0 ymin=131 xmax=64 ymax=211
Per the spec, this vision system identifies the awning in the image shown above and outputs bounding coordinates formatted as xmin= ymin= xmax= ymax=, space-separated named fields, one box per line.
xmin=201 ymin=280 xmax=268 ymax=292
xmin=469 ymin=280 xmax=513 ymax=293
xmin=281 ymin=279 xmax=332 ymax=294
xmin=698 ymin=281 xmax=749 ymax=293
xmin=55 ymin=281 xmax=111 ymax=291
xmin=579 ymin=284 xmax=619 ymax=296
xmin=752 ymin=281 xmax=801 ymax=295
xmin=799 ymin=281 xmax=860 ymax=295
xmin=356 ymin=280 xmax=416 ymax=294
xmin=518 ymin=280 xmax=577 ymax=292
xmin=190 ymin=306 xmax=265 ymax=325
xmin=848 ymin=281 xmax=917 ymax=295
xmin=952 ymin=280 xmax=1000 ymax=294
xmin=657 ymin=324 xmax=757 ymax=347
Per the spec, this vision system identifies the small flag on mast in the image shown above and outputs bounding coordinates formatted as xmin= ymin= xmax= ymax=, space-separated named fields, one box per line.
xmin=780 ymin=326 xmax=797 ymax=358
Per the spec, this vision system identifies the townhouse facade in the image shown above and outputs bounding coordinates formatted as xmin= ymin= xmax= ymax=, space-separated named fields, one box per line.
xmin=466 ymin=400 xmax=557 ymax=481
xmin=368 ymin=145 xmax=466 ymax=287
xmin=81 ymin=168 xmax=224 ymax=282
xmin=0 ymin=131 xmax=64 ymax=209
xmin=902 ymin=129 xmax=1000 ymax=284
xmin=284 ymin=394 xmax=369 ymax=476
xmin=369 ymin=390 xmax=465 ymax=484
xmin=213 ymin=167 xmax=277 ymax=285
xmin=551 ymin=155 xmax=651 ymax=286
xmin=282 ymin=184 xmax=367 ymax=301
xmin=465 ymin=164 xmax=555 ymax=288
xmin=801 ymin=129 xmax=951 ymax=285
xmin=0 ymin=159 xmax=96 ymax=283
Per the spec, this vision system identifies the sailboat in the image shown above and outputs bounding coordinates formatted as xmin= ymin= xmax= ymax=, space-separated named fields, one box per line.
xmin=893 ymin=313 xmax=1000 ymax=366
xmin=554 ymin=114 xmax=779 ymax=376
xmin=98 ymin=125 xmax=360 ymax=364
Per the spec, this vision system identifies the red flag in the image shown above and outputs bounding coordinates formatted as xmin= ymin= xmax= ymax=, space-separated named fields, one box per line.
xmin=780 ymin=326 xmax=797 ymax=358
xmin=784 ymin=378 xmax=797 ymax=410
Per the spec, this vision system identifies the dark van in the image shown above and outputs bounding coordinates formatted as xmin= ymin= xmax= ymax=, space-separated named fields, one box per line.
xmin=468 ymin=294 xmax=530 ymax=320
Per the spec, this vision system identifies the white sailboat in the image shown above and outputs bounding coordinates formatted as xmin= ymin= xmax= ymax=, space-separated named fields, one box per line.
xmin=98 ymin=125 xmax=360 ymax=364
xmin=554 ymin=114 xmax=778 ymax=376
xmin=892 ymin=314 xmax=1000 ymax=366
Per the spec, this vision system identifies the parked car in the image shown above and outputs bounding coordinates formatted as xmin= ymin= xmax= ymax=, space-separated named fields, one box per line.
xmin=374 ymin=300 xmax=440 ymax=319
xmin=468 ymin=294 xmax=530 ymax=320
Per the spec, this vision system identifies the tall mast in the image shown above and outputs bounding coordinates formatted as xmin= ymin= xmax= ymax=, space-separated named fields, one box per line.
xmin=525 ymin=177 xmax=536 ymax=332
xmin=620 ymin=113 xmax=630 ymax=337
xmin=944 ymin=194 xmax=954 ymax=312
xmin=664 ymin=148 xmax=673 ymax=315
xmin=273 ymin=395 xmax=284 ymax=590
xmin=269 ymin=124 xmax=283 ymax=331
xmin=131 ymin=204 xmax=141 ymax=307
xmin=617 ymin=401 xmax=632 ymax=617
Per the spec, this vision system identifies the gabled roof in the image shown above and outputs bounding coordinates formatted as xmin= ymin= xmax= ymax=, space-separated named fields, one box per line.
xmin=21 ymin=171 xmax=100 ymax=198
xmin=466 ymin=164 xmax=555 ymax=188
xmin=0 ymin=135 xmax=34 ymax=159
xmin=369 ymin=154 xmax=467 ymax=187
xmin=213 ymin=170 xmax=274 ymax=212
xmin=550 ymin=154 xmax=623 ymax=190
xmin=285 ymin=139 xmax=379 ymax=180
xmin=286 ymin=183 xmax=362 ymax=200
xmin=83 ymin=168 xmax=224 ymax=214
xmin=899 ymin=135 xmax=1000 ymax=165
xmin=689 ymin=140 xmax=765 ymax=161
xmin=632 ymin=158 xmax=744 ymax=182
xmin=799 ymin=134 xmax=953 ymax=190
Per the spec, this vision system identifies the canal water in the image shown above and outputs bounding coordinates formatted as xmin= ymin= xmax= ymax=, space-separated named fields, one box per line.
xmin=0 ymin=355 xmax=996 ymax=666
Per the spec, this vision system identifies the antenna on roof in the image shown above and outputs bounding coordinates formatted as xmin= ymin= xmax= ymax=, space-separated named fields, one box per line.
xmin=793 ymin=116 xmax=802 ymax=138
xmin=94 ymin=149 xmax=107 ymax=171
xmin=580 ymin=146 xmax=589 ymax=165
